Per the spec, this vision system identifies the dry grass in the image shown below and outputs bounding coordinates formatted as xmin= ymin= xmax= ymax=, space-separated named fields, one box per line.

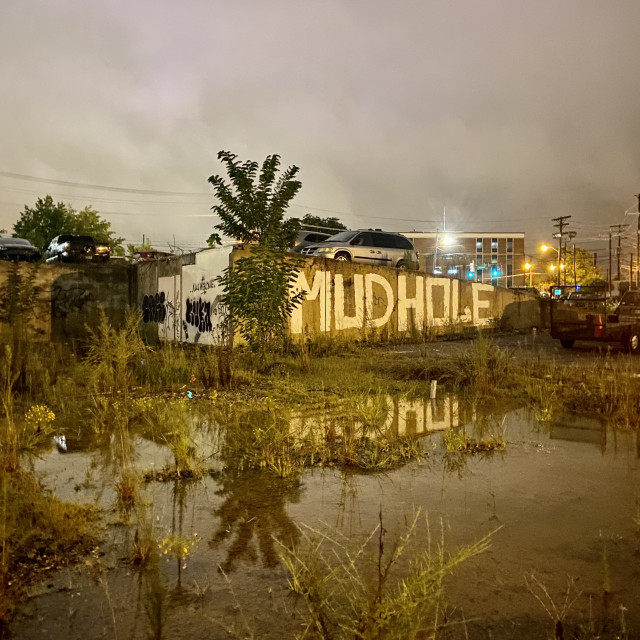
xmin=278 ymin=509 xmax=495 ymax=639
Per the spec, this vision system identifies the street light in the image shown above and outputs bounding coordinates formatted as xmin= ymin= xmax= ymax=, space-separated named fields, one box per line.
xmin=541 ymin=244 xmax=562 ymax=285
xmin=524 ymin=262 xmax=532 ymax=287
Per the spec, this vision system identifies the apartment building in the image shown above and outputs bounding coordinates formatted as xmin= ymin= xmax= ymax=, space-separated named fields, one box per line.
xmin=402 ymin=231 xmax=527 ymax=288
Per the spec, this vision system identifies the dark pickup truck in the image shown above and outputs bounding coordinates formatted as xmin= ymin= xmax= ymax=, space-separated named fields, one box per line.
xmin=550 ymin=287 xmax=640 ymax=353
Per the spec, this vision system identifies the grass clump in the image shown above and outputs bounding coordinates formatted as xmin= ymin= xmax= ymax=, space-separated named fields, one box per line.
xmin=442 ymin=428 xmax=506 ymax=453
xmin=85 ymin=309 xmax=147 ymax=397
xmin=278 ymin=509 xmax=494 ymax=640
xmin=135 ymin=397 xmax=209 ymax=480
xmin=218 ymin=397 xmax=424 ymax=476
xmin=405 ymin=333 xmax=514 ymax=397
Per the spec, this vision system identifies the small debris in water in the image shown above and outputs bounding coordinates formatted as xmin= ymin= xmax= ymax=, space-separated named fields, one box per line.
xmin=53 ymin=435 xmax=67 ymax=452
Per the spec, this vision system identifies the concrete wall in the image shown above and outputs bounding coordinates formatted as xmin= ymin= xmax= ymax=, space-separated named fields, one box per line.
xmin=289 ymin=257 xmax=542 ymax=340
xmin=137 ymin=248 xmax=231 ymax=345
xmin=137 ymin=249 xmax=543 ymax=344
xmin=0 ymin=248 xmax=543 ymax=346
xmin=0 ymin=260 xmax=136 ymax=341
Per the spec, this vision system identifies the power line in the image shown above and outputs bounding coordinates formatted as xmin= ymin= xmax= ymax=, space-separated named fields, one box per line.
xmin=0 ymin=171 xmax=210 ymax=197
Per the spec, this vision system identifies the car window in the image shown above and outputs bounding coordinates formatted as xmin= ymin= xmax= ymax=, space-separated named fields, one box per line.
xmin=395 ymin=235 xmax=413 ymax=250
xmin=371 ymin=233 xmax=393 ymax=248
xmin=619 ymin=292 xmax=640 ymax=306
xmin=57 ymin=235 xmax=72 ymax=242
xmin=327 ymin=231 xmax=357 ymax=242
xmin=306 ymin=233 xmax=329 ymax=243
xmin=351 ymin=232 xmax=374 ymax=247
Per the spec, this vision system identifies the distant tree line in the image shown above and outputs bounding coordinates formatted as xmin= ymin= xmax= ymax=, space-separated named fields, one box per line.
xmin=12 ymin=195 xmax=125 ymax=255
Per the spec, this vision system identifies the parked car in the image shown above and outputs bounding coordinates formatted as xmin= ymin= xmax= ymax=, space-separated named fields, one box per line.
xmin=290 ymin=230 xmax=331 ymax=253
xmin=44 ymin=234 xmax=110 ymax=263
xmin=563 ymin=288 xmax=605 ymax=307
xmin=301 ymin=229 xmax=419 ymax=269
xmin=0 ymin=237 xmax=41 ymax=262
xmin=549 ymin=286 xmax=640 ymax=352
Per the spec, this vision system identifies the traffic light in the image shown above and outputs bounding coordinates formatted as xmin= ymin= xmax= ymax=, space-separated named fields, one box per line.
xmin=491 ymin=265 xmax=502 ymax=278
xmin=467 ymin=261 xmax=475 ymax=279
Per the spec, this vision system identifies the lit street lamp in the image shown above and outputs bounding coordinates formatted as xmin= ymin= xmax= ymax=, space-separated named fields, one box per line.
xmin=524 ymin=261 xmax=533 ymax=287
xmin=541 ymin=244 xmax=562 ymax=286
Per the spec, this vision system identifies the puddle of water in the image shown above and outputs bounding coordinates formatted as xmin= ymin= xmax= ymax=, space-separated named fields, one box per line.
xmin=11 ymin=400 xmax=640 ymax=640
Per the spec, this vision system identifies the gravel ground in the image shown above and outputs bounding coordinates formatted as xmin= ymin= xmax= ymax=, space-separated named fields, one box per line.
xmin=384 ymin=328 xmax=632 ymax=365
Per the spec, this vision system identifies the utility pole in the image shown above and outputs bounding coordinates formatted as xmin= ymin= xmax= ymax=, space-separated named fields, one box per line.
xmin=636 ymin=193 xmax=640 ymax=289
xmin=608 ymin=232 xmax=612 ymax=294
xmin=565 ymin=231 xmax=576 ymax=287
xmin=552 ymin=215 xmax=571 ymax=286
xmin=610 ymin=224 xmax=628 ymax=281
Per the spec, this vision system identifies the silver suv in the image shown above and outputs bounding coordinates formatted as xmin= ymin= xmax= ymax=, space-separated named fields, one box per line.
xmin=302 ymin=229 xmax=419 ymax=269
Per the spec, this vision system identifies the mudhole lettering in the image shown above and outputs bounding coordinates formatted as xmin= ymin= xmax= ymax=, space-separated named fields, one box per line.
xmin=185 ymin=297 xmax=213 ymax=333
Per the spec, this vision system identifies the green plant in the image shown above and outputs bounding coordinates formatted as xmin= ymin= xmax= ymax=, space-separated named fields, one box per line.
xmin=207 ymin=150 xmax=301 ymax=249
xmin=207 ymin=150 xmax=307 ymax=357
xmin=353 ymin=390 xmax=390 ymax=428
xmin=525 ymin=572 xmax=582 ymax=640
xmin=0 ymin=262 xmax=42 ymax=396
xmin=442 ymin=428 xmax=505 ymax=453
xmin=85 ymin=309 xmax=147 ymax=396
xmin=13 ymin=195 xmax=124 ymax=254
xmin=278 ymin=510 xmax=494 ymax=639
xmin=132 ymin=502 xmax=156 ymax=567
xmin=219 ymin=245 xmax=306 ymax=357
xmin=17 ymin=404 xmax=56 ymax=452
xmin=402 ymin=249 xmax=419 ymax=271
xmin=158 ymin=532 xmax=200 ymax=570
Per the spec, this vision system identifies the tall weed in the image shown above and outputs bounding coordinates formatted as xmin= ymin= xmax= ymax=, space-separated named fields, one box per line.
xmin=85 ymin=309 xmax=146 ymax=396
xmin=278 ymin=510 xmax=494 ymax=640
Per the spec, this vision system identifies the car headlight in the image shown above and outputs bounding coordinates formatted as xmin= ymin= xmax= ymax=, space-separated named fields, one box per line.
xmin=315 ymin=247 xmax=334 ymax=255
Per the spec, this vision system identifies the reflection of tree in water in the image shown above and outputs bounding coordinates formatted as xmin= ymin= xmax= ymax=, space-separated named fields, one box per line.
xmin=209 ymin=469 xmax=302 ymax=572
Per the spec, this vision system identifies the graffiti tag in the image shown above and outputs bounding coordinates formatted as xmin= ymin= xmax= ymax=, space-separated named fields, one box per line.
xmin=142 ymin=292 xmax=167 ymax=323
xmin=191 ymin=275 xmax=217 ymax=293
xmin=185 ymin=297 xmax=213 ymax=333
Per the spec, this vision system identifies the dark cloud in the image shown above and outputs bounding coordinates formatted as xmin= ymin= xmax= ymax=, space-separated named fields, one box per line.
xmin=1 ymin=0 xmax=639 ymax=251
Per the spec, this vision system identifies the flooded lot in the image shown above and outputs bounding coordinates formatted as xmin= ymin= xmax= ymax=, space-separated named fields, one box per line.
xmin=11 ymin=398 xmax=640 ymax=640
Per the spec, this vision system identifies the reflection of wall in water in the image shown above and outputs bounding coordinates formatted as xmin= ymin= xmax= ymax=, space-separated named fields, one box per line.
xmin=550 ymin=414 xmax=607 ymax=450
xmin=390 ymin=396 xmax=463 ymax=436
xmin=290 ymin=396 xmax=463 ymax=439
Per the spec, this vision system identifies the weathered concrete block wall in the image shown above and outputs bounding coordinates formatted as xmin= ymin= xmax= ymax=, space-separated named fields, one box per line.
xmin=289 ymin=257 xmax=541 ymax=340
xmin=0 ymin=260 xmax=136 ymax=341
xmin=136 ymin=249 xmax=543 ymax=345
xmin=138 ymin=248 xmax=231 ymax=345
xmin=136 ymin=254 xmax=196 ymax=344
xmin=1 ymin=250 xmax=543 ymax=346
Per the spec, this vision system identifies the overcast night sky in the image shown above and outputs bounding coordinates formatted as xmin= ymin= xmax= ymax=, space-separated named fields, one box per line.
xmin=1 ymin=0 xmax=639 ymax=256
